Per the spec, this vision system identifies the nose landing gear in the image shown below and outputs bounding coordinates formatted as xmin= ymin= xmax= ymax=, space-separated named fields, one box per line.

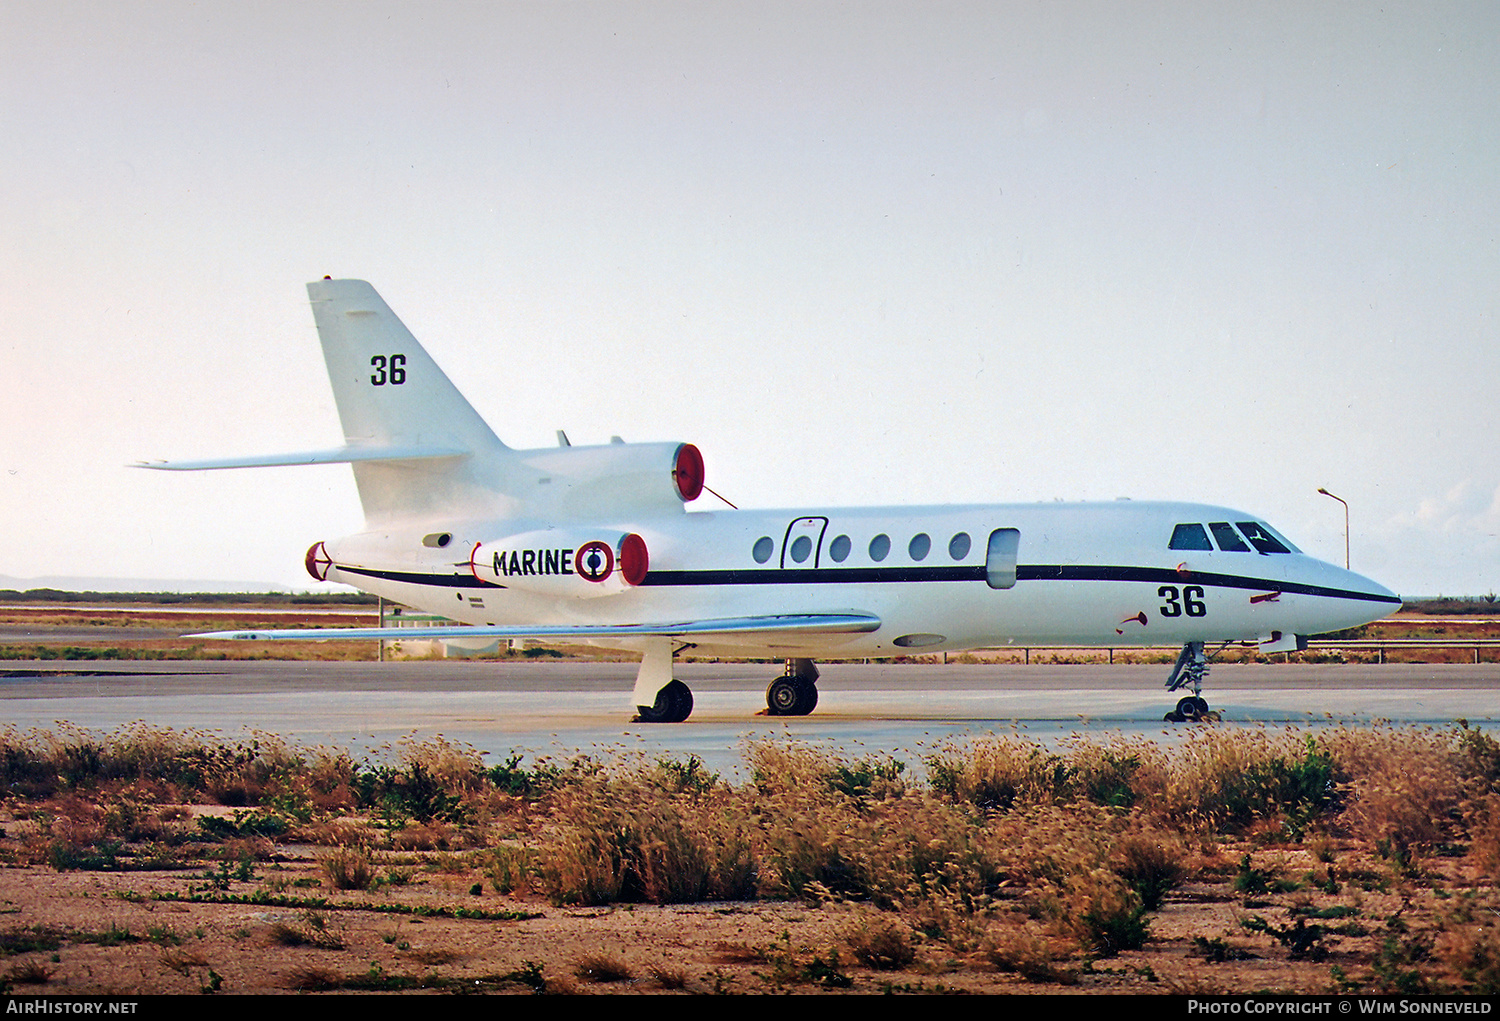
xmin=1163 ymin=641 xmax=1221 ymax=722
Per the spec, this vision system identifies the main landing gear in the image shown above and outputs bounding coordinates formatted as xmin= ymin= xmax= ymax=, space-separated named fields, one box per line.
xmin=764 ymin=659 xmax=819 ymax=717
xmin=629 ymin=645 xmax=824 ymax=724
xmin=632 ymin=639 xmax=695 ymax=723
xmin=1163 ymin=641 xmax=1220 ymax=722
xmin=636 ymin=679 xmax=694 ymax=724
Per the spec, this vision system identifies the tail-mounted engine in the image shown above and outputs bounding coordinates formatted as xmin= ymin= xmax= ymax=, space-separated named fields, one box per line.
xmin=513 ymin=441 xmax=705 ymax=517
xmin=469 ymin=530 xmax=649 ymax=596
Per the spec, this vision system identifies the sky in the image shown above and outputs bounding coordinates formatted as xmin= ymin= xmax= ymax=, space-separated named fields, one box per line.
xmin=2 ymin=1 xmax=1497 ymax=597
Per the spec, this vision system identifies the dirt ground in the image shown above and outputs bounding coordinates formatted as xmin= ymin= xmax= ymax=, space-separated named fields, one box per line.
xmin=0 ymin=812 xmax=1489 ymax=996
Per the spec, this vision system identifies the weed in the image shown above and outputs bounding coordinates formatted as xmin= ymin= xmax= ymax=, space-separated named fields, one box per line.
xmin=1240 ymin=915 xmax=1331 ymax=961
xmin=925 ymin=738 xmax=1068 ymax=811
xmin=485 ymin=753 xmax=562 ymax=797
xmin=320 ymin=846 xmax=376 ymax=891
xmin=284 ymin=966 xmax=342 ymax=991
xmin=574 ymin=953 xmax=633 ymax=983
xmin=47 ymin=837 xmax=124 ymax=872
xmin=1437 ymin=920 xmax=1500 ymax=993
xmin=71 ymin=923 xmax=138 ymax=947
xmin=984 ymin=921 xmax=1077 ymax=983
xmin=654 ymin=754 xmax=720 ymax=794
xmin=268 ymin=912 xmax=344 ymax=950
xmin=502 ymin=960 xmax=546 ymax=993
xmin=1368 ymin=935 xmax=1435 ymax=993
xmin=1048 ymin=869 xmax=1150 ymax=956
xmin=146 ymin=923 xmax=182 ymax=947
xmin=1234 ymin=855 xmax=1272 ymax=895
xmin=1111 ymin=832 xmax=1185 ymax=911
xmin=647 ymin=963 xmax=688 ymax=989
xmin=1190 ymin=936 xmax=1255 ymax=962
xmin=801 ymin=951 xmax=853 ymax=988
xmin=839 ymin=911 xmax=916 ymax=970
xmin=486 ymin=844 xmax=534 ymax=894
xmin=5 ymin=959 xmax=53 ymax=985
xmin=0 ymin=926 xmax=64 ymax=955
xmin=827 ymin=757 xmax=905 ymax=800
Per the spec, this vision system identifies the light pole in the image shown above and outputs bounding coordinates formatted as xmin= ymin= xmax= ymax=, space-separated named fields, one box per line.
xmin=1317 ymin=488 xmax=1350 ymax=569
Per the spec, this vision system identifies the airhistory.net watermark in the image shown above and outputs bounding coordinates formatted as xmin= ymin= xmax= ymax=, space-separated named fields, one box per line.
xmin=5 ymin=1003 xmax=138 ymax=1015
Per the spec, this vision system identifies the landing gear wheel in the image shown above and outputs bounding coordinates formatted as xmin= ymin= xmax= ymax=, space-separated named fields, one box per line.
xmin=1164 ymin=641 xmax=1215 ymax=723
xmin=636 ymin=679 xmax=693 ymax=723
xmin=1167 ymin=695 xmax=1212 ymax=722
xmin=766 ymin=676 xmax=818 ymax=716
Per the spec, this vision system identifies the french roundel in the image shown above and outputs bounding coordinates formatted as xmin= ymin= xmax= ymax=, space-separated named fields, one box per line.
xmin=575 ymin=540 xmax=615 ymax=582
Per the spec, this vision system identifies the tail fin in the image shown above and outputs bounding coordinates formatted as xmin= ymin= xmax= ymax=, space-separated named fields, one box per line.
xmin=306 ymin=278 xmax=518 ymax=524
xmin=139 ymin=279 xmax=692 ymax=527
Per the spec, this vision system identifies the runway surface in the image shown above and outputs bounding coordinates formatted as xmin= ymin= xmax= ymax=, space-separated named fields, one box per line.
xmin=3 ymin=659 xmax=1497 ymax=777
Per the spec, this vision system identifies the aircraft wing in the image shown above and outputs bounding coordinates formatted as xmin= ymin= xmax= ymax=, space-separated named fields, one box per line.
xmin=186 ymin=612 xmax=881 ymax=642
xmin=133 ymin=444 xmax=467 ymax=471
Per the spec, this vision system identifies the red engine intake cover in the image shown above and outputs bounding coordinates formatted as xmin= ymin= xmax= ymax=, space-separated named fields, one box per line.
xmin=305 ymin=541 xmax=332 ymax=582
xmin=620 ymin=532 xmax=649 ymax=586
xmin=673 ymin=443 xmax=704 ymax=502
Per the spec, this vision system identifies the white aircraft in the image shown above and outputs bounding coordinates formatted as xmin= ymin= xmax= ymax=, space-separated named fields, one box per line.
xmin=142 ymin=279 xmax=1401 ymax=723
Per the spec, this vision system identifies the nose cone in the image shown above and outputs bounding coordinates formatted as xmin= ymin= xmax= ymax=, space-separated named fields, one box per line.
xmin=1341 ymin=564 xmax=1401 ymax=608
xmin=1317 ymin=561 xmax=1402 ymax=630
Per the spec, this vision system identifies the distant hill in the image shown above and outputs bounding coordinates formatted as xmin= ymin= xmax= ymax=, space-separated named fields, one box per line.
xmin=0 ymin=574 xmax=292 ymax=594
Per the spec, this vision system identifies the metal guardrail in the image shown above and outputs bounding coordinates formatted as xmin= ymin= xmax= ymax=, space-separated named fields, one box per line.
xmin=955 ymin=638 xmax=1500 ymax=665
xmin=1304 ymin=639 xmax=1500 ymax=665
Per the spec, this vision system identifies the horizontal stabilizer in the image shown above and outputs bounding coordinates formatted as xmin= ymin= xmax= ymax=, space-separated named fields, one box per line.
xmin=134 ymin=444 xmax=468 ymax=471
xmin=186 ymin=612 xmax=881 ymax=642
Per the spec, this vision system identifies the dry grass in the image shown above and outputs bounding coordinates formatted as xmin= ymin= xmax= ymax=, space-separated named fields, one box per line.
xmin=320 ymin=846 xmax=377 ymax=891
xmin=573 ymin=953 xmax=633 ymax=983
xmin=6 ymin=722 xmax=1500 ymax=992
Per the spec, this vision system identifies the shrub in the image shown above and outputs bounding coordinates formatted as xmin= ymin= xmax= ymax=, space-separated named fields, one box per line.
xmin=1046 ymin=868 xmax=1149 ymax=956
xmin=926 ymin=738 xmax=1069 ymax=811
xmin=320 ymin=846 xmax=376 ymax=891
xmin=1322 ymin=726 xmax=1464 ymax=853
xmin=839 ymin=910 xmax=916 ymax=970
xmin=538 ymin=772 xmax=755 ymax=906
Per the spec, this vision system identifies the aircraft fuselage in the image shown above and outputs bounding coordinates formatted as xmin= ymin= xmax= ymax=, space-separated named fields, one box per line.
xmin=319 ymin=499 xmax=1398 ymax=659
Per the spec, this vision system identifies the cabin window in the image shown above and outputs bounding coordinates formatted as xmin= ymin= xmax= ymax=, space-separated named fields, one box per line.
xmin=869 ymin=534 xmax=891 ymax=562
xmin=789 ymin=535 xmax=813 ymax=563
xmin=1238 ymin=521 xmax=1292 ymax=554
xmin=1169 ymin=523 xmax=1212 ymax=551
xmin=985 ymin=528 xmax=1020 ymax=589
xmin=949 ymin=532 xmax=972 ymax=559
xmin=829 ymin=534 xmax=851 ymax=562
xmin=752 ymin=536 xmax=774 ymax=563
xmin=909 ymin=533 xmax=931 ymax=561
xmin=1209 ymin=522 xmax=1251 ymax=553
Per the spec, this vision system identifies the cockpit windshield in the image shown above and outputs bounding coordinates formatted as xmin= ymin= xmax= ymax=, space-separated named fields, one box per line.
xmin=1169 ymin=520 xmax=1302 ymax=554
xmin=1209 ymin=522 xmax=1250 ymax=552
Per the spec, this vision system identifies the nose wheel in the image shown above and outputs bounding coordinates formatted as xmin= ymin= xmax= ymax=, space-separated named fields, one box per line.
xmin=1169 ymin=695 xmax=1212 ymax=722
xmin=1163 ymin=642 xmax=1221 ymax=722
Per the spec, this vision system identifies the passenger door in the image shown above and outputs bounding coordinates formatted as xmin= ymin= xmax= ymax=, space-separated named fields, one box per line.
xmin=781 ymin=516 xmax=830 ymax=569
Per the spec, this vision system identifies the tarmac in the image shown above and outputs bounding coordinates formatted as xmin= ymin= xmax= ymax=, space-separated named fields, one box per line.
xmin=3 ymin=658 xmax=1497 ymax=778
